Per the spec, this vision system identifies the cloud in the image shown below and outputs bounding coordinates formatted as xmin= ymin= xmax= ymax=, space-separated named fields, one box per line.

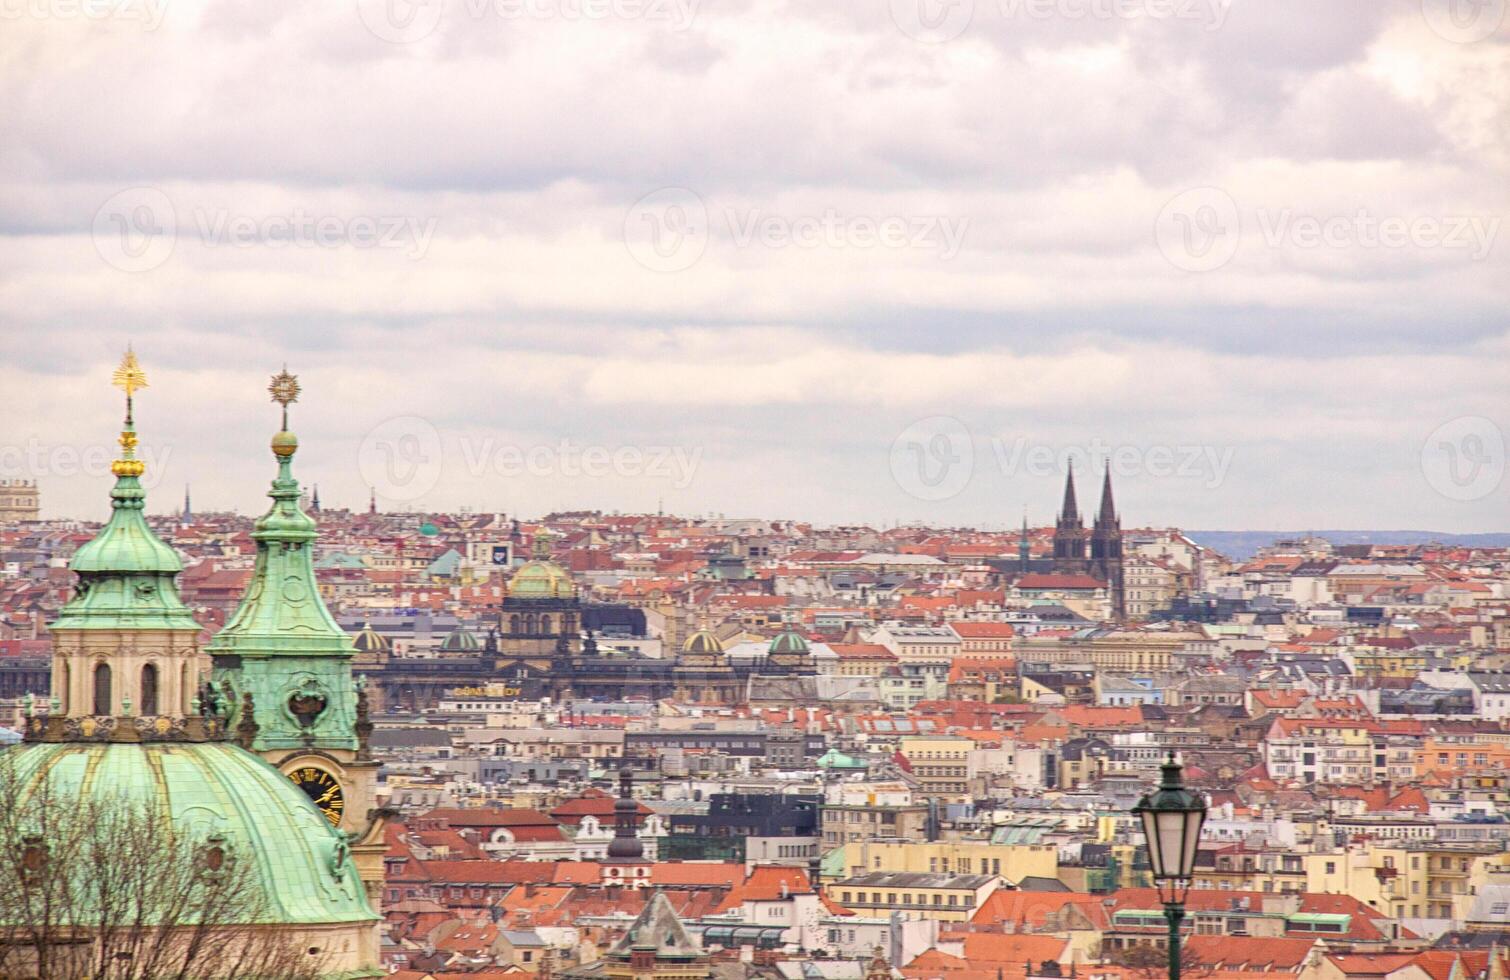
xmin=0 ymin=0 xmax=1505 ymax=530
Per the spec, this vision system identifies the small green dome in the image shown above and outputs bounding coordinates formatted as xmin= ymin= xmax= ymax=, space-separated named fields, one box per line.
xmin=1 ymin=742 xmax=377 ymax=928
xmin=440 ymin=628 xmax=480 ymax=652
xmin=768 ymin=627 xmax=810 ymax=656
xmin=682 ymin=627 xmax=725 ymax=656
xmin=420 ymin=522 xmax=439 ymax=537
xmin=507 ymin=560 xmax=578 ymax=600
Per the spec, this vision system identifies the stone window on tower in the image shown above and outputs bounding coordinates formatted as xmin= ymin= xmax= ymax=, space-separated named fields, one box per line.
xmin=140 ymin=662 xmax=159 ymax=716
xmin=541 ymin=615 xmax=552 ymax=634
xmin=510 ymin=615 xmax=521 ymax=634
xmin=93 ymin=663 xmax=112 ymax=715
xmin=60 ymin=661 xmax=69 ymax=714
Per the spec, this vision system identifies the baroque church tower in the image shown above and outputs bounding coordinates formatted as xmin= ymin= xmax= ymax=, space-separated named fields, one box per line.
xmin=208 ymin=369 xmax=387 ymax=908
xmin=9 ymin=353 xmax=379 ymax=977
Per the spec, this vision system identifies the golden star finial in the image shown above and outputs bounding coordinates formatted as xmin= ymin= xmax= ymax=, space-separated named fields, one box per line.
xmin=112 ymin=347 xmax=148 ymax=400
xmin=269 ymin=366 xmax=300 ymax=408
xmin=269 ymin=366 xmax=301 ymax=432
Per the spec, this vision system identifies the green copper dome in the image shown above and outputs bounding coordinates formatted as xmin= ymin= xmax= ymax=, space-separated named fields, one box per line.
xmin=1 ymin=741 xmax=377 ymax=928
xmin=506 ymin=559 xmax=578 ymax=600
xmin=768 ymin=627 xmax=810 ymax=656
xmin=208 ymin=404 xmax=359 ymax=753
xmin=54 ymin=413 xmax=199 ymax=633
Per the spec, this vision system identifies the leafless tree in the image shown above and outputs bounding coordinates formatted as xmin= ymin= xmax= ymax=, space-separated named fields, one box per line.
xmin=0 ymin=758 xmax=327 ymax=980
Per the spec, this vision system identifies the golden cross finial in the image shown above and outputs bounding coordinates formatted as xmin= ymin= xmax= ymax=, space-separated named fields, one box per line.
xmin=268 ymin=366 xmax=300 ymax=430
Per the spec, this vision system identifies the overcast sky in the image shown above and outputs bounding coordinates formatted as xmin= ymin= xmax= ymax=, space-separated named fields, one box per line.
xmin=1 ymin=0 xmax=1505 ymax=531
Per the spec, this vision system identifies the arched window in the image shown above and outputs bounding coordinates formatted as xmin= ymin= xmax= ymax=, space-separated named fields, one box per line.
xmin=509 ymin=615 xmax=521 ymax=635
xmin=525 ymin=614 xmax=537 ymax=634
xmin=60 ymin=661 xmax=70 ymax=714
xmin=541 ymin=615 xmax=553 ymax=634
xmin=93 ymin=663 xmax=112 ymax=716
xmin=140 ymin=663 xmax=159 ymax=716
xmin=181 ymin=663 xmax=190 ymax=714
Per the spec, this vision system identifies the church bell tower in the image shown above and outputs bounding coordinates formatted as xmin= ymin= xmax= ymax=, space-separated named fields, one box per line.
xmin=207 ymin=368 xmax=386 ymax=907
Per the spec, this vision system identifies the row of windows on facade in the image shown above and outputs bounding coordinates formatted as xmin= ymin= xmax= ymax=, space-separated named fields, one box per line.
xmin=840 ymin=891 xmax=968 ymax=907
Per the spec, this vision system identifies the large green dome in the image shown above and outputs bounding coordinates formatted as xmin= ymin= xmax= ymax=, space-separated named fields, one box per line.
xmin=2 ymin=742 xmax=377 ymax=928
xmin=506 ymin=559 xmax=578 ymax=600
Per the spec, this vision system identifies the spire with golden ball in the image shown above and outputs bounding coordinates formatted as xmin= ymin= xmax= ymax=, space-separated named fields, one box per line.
xmin=110 ymin=346 xmax=148 ymax=480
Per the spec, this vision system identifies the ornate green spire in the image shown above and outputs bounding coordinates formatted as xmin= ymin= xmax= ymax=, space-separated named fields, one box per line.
xmin=55 ymin=349 xmax=199 ymax=631
xmin=209 ymin=368 xmax=358 ymax=751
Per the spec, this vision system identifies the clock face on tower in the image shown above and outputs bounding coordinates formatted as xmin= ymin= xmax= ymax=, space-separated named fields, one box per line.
xmin=290 ymin=766 xmax=344 ymax=826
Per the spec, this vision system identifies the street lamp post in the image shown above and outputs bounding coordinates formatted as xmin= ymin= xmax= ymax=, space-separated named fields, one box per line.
xmin=1132 ymin=752 xmax=1208 ymax=980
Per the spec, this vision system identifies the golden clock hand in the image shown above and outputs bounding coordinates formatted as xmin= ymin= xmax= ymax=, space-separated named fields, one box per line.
xmin=315 ymin=785 xmax=340 ymax=806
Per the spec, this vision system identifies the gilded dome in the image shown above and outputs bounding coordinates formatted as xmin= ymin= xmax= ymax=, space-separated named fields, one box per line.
xmin=506 ymin=559 xmax=578 ymax=600
xmin=682 ymin=627 xmax=725 ymax=657
xmin=350 ymin=622 xmax=391 ymax=654
xmin=1 ymin=741 xmax=378 ymax=928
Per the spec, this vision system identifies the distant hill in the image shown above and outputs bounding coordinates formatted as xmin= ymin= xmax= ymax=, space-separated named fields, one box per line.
xmin=1185 ymin=530 xmax=1510 ymax=561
